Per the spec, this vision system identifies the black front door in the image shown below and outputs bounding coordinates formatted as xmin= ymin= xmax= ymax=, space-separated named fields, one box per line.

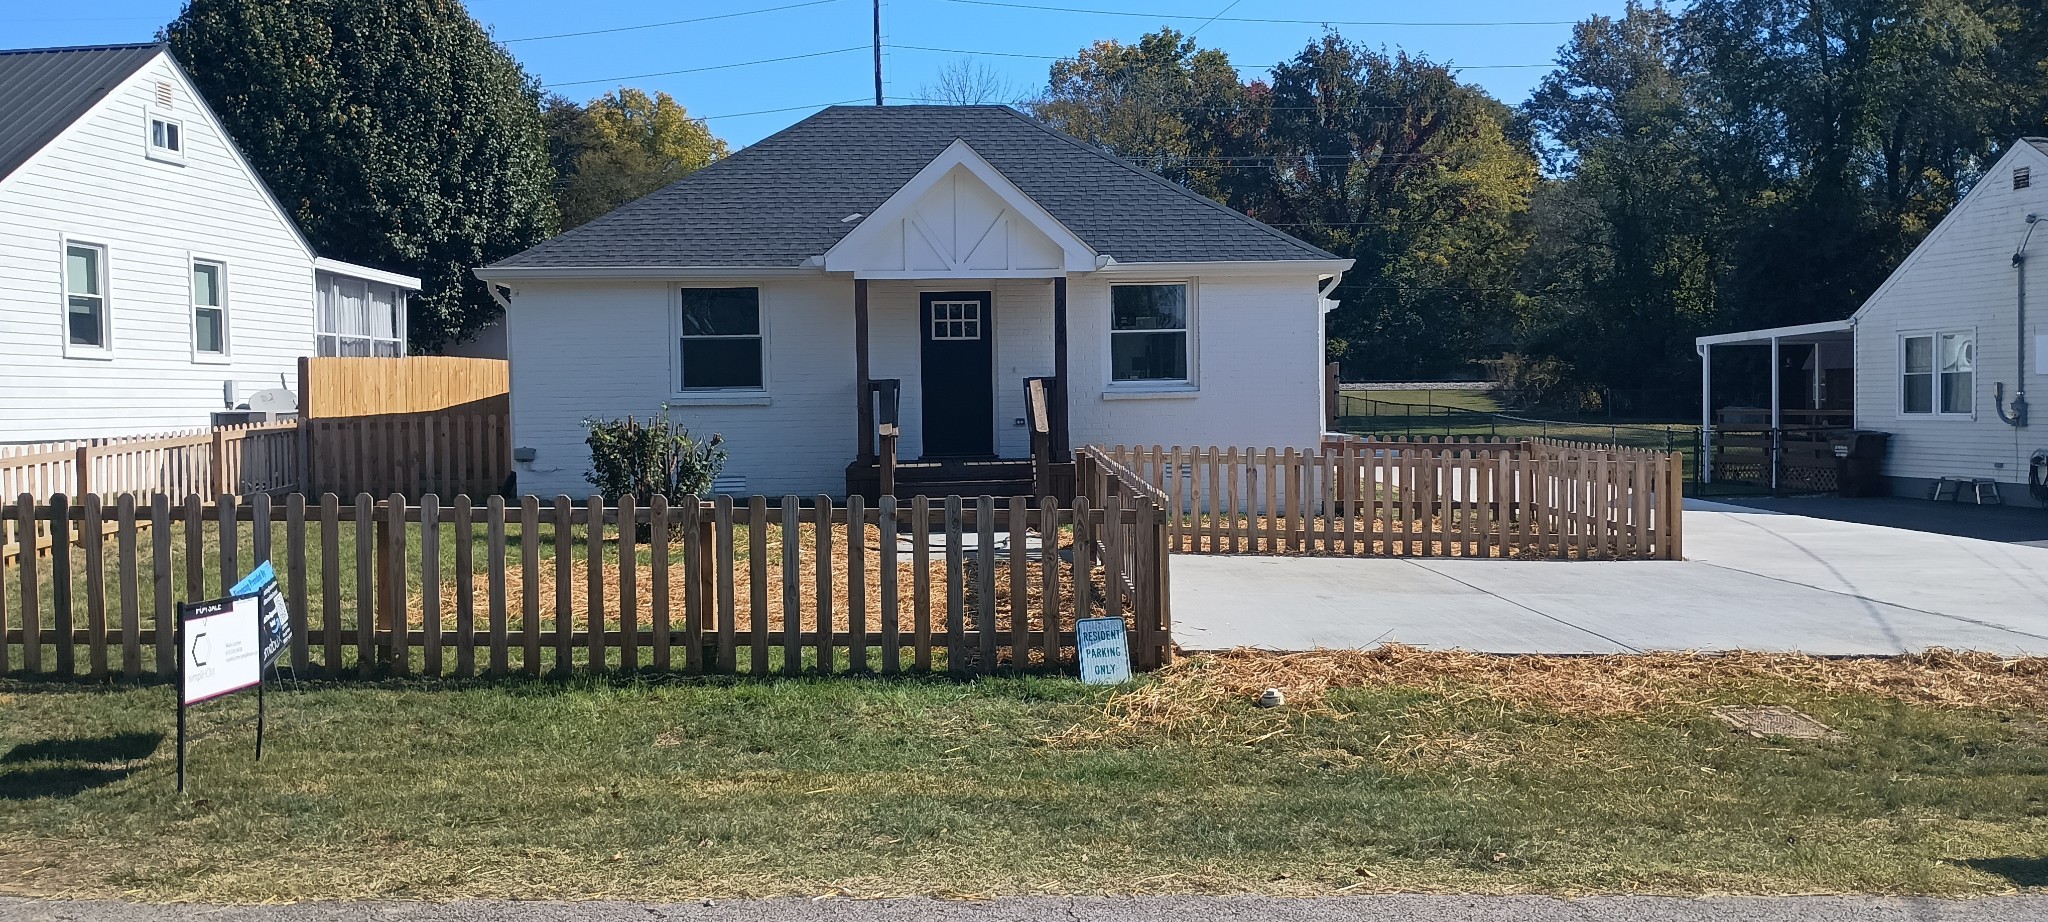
xmin=919 ymin=291 xmax=995 ymax=457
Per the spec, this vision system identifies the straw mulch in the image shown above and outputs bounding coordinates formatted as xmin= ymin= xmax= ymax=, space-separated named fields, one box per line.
xmin=406 ymin=522 xmax=1102 ymax=667
xmin=1055 ymin=646 xmax=2048 ymax=743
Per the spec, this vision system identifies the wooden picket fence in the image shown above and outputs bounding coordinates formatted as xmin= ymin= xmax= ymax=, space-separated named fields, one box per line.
xmin=0 ymin=421 xmax=301 ymax=564
xmin=1095 ymin=435 xmax=1684 ymax=560
xmin=0 ymin=491 xmax=1169 ymax=681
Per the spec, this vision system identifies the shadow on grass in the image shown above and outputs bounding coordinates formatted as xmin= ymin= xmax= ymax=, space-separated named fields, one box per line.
xmin=0 ymin=731 xmax=162 ymax=800
xmin=3 ymin=730 xmax=164 ymax=765
xmin=1959 ymin=856 xmax=2048 ymax=888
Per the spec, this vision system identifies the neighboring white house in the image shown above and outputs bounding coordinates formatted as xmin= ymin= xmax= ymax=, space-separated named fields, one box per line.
xmin=477 ymin=105 xmax=1350 ymax=499
xmin=1699 ymin=138 xmax=2048 ymax=497
xmin=0 ymin=43 xmax=420 ymax=443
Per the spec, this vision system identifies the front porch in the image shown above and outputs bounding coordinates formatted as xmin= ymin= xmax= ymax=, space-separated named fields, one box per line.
xmin=843 ymin=277 xmax=1077 ymax=501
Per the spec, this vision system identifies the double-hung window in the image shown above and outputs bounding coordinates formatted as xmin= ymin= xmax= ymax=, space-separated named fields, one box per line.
xmin=1901 ymin=330 xmax=1973 ymax=415
xmin=64 ymin=242 xmax=109 ymax=354
xmin=1110 ymin=283 xmax=1190 ymax=383
xmin=678 ymin=287 xmax=764 ymax=390
xmin=192 ymin=259 xmax=227 ymax=357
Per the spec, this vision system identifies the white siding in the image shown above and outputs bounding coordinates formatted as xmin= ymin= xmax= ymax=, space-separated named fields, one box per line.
xmin=0 ymin=54 xmax=316 ymax=442
xmin=506 ymin=269 xmax=1328 ymax=497
xmin=1851 ymin=144 xmax=2048 ymax=486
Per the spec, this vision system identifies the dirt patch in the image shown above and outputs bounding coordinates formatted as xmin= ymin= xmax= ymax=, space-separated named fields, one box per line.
xmin=1713 ymin=705 xmax=1841 ymax=740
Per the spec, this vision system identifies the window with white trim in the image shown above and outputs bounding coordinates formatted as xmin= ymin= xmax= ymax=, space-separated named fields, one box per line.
xmin=1901 ymin=330 xmax=1973 ymax=415
xmin=1109 ymin=283 xmax=1189 ymax=383
xmin=317 ymin=276 xmax=405 ymax=356
xmin=146 ymin=113 xmax=184 ymax=163
xmin=678 ymin=287 xmax=763 ymax=390
xmin=64 ymin=242 xmax=109 ymax=351
xmin=192 ymin=260 xmax=227 ymax=356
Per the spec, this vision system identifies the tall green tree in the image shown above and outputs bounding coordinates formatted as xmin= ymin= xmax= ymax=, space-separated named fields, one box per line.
xmin=165 ymin=0 xmax=557 ymax=351
xmin=547 ymin=89 xmax=728 ymax=230
xmin=1261 ymin=34 xmax=1536 ymax=379
xmin=1520 ymin=2 xmax=1724 ymax=408
xmin=1030 ymin=29 xmax=1268 ymax=205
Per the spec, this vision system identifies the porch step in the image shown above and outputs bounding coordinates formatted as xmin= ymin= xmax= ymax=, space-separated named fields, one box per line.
xmin=846 ymin=459 xmax=1036 ymax=500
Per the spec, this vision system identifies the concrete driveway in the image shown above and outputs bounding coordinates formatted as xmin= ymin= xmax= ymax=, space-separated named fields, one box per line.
xmin=1170 ymin=500 xmax=2048 ymax=655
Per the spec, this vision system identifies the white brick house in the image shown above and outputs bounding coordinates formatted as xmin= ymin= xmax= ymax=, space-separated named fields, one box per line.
xmin=0 ymin=43 xmax=418 ymax=442
xmin=476 ymin=106 xmax=1351 ymax=499
xmin=1698 ymin=138 xmax=2048 ymax=497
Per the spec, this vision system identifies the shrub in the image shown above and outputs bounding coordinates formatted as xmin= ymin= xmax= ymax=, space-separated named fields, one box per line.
xmin=583 ymin=411 xmax=726 ymax=507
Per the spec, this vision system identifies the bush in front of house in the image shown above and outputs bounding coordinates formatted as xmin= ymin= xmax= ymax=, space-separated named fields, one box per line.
xmin=583 ymin=411 xmax=726 ymax=508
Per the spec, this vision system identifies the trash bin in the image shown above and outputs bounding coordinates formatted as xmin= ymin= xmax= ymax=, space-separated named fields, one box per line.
xmin=1834 ymin=431 xmax=1891 ymax=497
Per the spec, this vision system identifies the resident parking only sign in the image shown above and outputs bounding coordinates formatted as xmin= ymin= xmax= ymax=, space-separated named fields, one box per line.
xmin=1076 ymin=617 xmax=1131 ymax=685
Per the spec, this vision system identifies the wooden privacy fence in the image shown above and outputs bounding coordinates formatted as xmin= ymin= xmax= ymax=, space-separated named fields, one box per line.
xmin=1088 ymin=435 xmax=1683 ymax=560
xmin=0 ymin=491 xmax=1169 ymax=681
xmin=298 ymin=356 xmax=508 ymax=418
xmin=301 ymin=414 xmax=509 ymax=499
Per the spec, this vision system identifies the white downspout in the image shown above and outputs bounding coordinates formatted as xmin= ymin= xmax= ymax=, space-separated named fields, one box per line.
xmin=1770 ymin=336 xmax=1782 ymax=491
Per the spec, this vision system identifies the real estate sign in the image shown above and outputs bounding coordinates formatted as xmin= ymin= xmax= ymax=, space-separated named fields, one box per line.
xmin=1076 ymin=616 xmax=1131 ymax=685
xmin=231 ymin=561 xmax=292 ymax=668
xmin=180 ymin=595 xmax=263 ymax=705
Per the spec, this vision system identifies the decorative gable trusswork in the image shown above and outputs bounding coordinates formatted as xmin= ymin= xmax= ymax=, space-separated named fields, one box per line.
xmin=822 ymin=140 xmax=1094 ymax=279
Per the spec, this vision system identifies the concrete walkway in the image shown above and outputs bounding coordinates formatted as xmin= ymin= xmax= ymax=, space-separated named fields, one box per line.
xmin=1171 ymin=500 xmax=2048 ymax=655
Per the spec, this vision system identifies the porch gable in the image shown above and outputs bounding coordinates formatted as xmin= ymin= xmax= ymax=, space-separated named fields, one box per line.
xmin=821 ymin=139 xmax=1097 ymax=279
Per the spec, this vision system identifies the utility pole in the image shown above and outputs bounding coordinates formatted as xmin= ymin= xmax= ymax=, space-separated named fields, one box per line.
xmin=872 ymin=0 xmax=883 ymax=106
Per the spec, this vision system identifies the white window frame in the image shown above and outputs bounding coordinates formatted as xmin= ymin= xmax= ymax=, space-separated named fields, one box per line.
xmin=927 ymin=299 xmax=983 ymax=341
xmin=1897 ymin=328 xmax=1975 ymax=418
xmin=190 ymin=256 xmax=230 ymax=362
xmin=60 ymin=237 xmax=113 ymax=359
xmin=670 ymin=285 xmax=770 ymax=403
xmin=145 ymin=109 xmax=185 ymax=165
xmin=1104 ymin=280 xmax=1197 ymax=392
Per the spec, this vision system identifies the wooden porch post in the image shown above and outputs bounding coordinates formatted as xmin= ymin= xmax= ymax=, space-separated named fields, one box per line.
xmin=1052 ymin=275 xmax=1070 ymax=460
xmin=855 ymin=278 xmax=873 ymax=463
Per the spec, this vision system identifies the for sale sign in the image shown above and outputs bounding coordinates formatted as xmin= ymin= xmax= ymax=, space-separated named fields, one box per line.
xmin=231 ymin=561 xmax=292 ymax=668
xmin=181 ymin=595 xmax=262 ymax=705
xmin=1076 ymin=616 xmax=1132 ymax=685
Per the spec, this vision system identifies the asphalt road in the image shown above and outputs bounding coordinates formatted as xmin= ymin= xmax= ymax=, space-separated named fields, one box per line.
xmin=6 ymin=896 xmax=2048 ymax=922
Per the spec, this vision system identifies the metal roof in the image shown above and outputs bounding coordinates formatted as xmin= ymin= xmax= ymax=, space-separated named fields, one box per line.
xmin=488 ymin=105 xmax=1340 ymax=271
xmin=0 ymin=43 xmax=163 ymax=184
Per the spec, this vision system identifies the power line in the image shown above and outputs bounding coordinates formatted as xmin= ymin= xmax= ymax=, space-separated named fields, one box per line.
xmin=544 ymin=46 xmax=870 ymax=89
xmin=694 ymin=97 xmax=873 ymax=121
xmin=501 ymin=0 xmax=842 ymax=44
xmin=885 ymin=43 xmax=1551 ymax=70
xmin=937 ymin=0 xmax=1577 ymax=28
xmin=1187 ymin=0 xmax=1244 ymax=39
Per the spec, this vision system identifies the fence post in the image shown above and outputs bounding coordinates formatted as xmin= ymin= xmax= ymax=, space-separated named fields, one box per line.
xmin=210 ymin=427 xmax=229 ymax=497
xmin=74 ymin=446 xmax=92 ymax=500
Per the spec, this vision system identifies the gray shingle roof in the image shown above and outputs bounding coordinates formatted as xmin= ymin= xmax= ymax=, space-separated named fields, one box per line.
xmin=491 ymin=105 xmax=1337 ymax=270
xmin=2027 ymin=137 xmax=2048 ymax=160
xmin=0 ymin=43 xmax=163 ymax=184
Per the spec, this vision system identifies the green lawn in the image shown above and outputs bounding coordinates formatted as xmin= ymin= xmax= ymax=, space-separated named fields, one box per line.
xmin=2 ymin=651 xmax=2044 ymax=900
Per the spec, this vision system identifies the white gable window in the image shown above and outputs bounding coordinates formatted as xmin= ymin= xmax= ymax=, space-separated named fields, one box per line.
xmin=146 ymin=112 xmax=184 ymax=164
xmin=317 ymin=276 xmax=405 ymax=356
xmin=1110 ymin=283 xmax=1190 ymax=383
xmin=191 ymin=259 xmax=228 ymax=358
xmin=678 ymin=287 xmax=764 ymax=390
xmin=63 ymin=241 xmax=110 ymax=356
xmin=1900 ymin=330 xmax=1973 ymax=415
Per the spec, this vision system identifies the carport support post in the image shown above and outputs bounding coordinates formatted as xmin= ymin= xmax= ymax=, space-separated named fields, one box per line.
xmin=1770 ymin=335 xmax=1781 ymax=492
xmin=1699 ymin=343 xmax=1712 ymax=484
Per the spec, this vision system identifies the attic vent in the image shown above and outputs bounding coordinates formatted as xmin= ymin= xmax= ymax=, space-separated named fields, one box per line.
xmin=154 ymin=81 xmax=174 ymax=108
xmin=2018 ymin=166 xmax=2033 ymax=190
xmin=711 ymin=474 xmax=747 ymax=495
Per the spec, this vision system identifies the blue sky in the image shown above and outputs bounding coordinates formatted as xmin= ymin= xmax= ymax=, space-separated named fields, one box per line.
xmin=6 ymin=0 xmax=1631 ymax=147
